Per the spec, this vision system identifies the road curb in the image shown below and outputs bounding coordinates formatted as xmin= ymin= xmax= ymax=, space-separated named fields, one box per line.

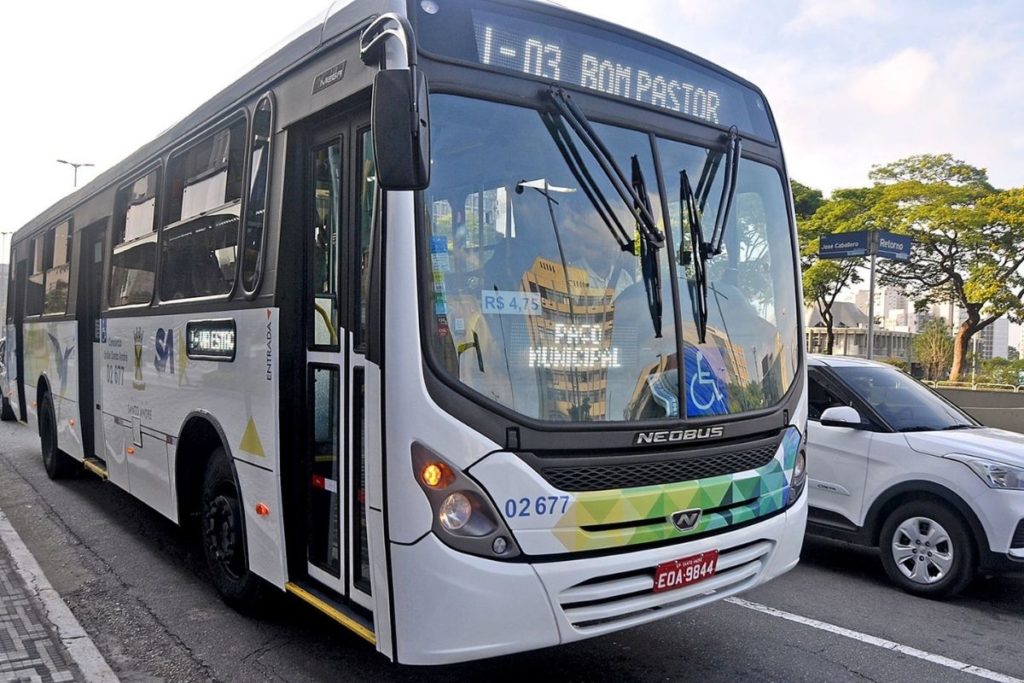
xmin=0 ymin=507 xmax=119 ymax=682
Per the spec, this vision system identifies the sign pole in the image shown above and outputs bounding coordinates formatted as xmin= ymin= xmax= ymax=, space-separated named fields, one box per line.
xmin=867 ymin=230 xmax=877 ymax=360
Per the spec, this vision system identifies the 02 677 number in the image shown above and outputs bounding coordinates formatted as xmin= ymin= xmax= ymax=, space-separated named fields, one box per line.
xmin=504 ymin=495 xmax=570 ymax=519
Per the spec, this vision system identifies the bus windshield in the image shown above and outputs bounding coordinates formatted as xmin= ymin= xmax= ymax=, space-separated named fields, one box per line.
xmin=423 ymin=94 xmax=799 ymax=422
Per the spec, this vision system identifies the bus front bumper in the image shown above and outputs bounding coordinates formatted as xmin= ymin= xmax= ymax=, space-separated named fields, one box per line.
xmin=389 ymin=487 xmax=806 ymax=665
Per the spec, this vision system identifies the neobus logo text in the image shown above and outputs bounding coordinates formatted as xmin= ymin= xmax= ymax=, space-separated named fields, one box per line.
xmin=634 ymin=427 xmax=724 ymax=445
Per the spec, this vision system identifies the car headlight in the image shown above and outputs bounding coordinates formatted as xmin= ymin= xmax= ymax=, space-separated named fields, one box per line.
xmin=946 ymin=454 xmax=1024 ymax=490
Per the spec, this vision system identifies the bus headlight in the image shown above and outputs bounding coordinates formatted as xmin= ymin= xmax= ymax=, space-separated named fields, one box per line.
xmin=439 ymin=492 xmax=473 ymax=530
xmin=791 ymin=449 xmax=807 ymax=493
xmin=411 ymin=442 xmax=521 ymax=559
xmin=789 ymin=428 xmax=807 ymax=501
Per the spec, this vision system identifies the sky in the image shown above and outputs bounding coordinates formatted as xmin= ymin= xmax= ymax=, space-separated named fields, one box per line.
xmin=1 ymin=0 xmax=1023 ymax=261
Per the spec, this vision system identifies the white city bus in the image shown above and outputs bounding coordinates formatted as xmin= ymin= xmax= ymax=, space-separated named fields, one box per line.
xmin=2 ymin=0 xmax=808 ymax=664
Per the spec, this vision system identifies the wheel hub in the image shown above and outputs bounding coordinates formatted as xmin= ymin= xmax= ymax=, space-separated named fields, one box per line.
xmin=891 ymin=516 xmax=954 ymax=585
xmin=204 ymin=494 xmax=244 ymax=579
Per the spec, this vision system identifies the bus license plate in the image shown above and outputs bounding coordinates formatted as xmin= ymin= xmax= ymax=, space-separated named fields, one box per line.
xmin=653 ymin=550 xmax=719 ymax=593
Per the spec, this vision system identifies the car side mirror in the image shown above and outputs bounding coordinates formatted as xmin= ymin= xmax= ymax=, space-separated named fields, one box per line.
xmin=820 ymin=406 xmax=866 ymax=429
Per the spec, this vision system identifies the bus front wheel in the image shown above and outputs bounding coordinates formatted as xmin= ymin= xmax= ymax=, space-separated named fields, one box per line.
xmin=201 ymin=450 xmax=266 ymax=608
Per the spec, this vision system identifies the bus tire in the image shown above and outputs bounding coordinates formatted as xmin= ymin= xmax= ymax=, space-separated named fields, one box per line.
xmin=39 ymin=393 xmax=76 ymax=479
xmin=1 ymin=395 xmax=15 ymax=421
xmin=201 ymin=449 xmax=266 ymax=608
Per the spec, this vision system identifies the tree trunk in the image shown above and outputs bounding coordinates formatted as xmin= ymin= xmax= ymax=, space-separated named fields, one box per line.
xmin=949 ymin=320 xmax=976 ymax=382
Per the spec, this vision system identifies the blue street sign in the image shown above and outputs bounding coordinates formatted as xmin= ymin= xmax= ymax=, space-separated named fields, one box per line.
xmin=819 ymin=231 xmax=869 ymax=259
xmin=876 ymin=230 xmax=912 ymax=261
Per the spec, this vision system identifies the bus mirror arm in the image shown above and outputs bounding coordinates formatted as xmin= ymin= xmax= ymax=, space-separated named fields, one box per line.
xmin=361 ymin=13 xmax=431 ymax=191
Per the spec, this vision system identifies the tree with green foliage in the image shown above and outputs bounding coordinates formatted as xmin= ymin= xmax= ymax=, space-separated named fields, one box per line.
xmin=913 ymin=318 xmax=954 ymax=381
xmin=979 ymin=357 xmax=1024 ymax=386
xmin=880 ymin=357 xmax=908 ymax=372
xmin=870 ymin=154 xmax=1024 ymax=381
xmin=791 ymin=179 xmax=824 ymax=220
xmin=796 ymin=183 xmax=874 ymax=354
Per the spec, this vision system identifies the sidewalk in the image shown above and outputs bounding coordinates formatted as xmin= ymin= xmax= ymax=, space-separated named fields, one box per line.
xmin=0 ymin=509 xmax=116 ymax=683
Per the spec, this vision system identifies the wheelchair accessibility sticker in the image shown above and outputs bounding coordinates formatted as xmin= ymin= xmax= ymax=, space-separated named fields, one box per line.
xmin=685 ymin=347 xmax=729 ymax=416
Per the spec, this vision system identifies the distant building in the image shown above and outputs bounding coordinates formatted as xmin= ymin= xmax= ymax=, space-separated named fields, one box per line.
xmin=978 ymin=317 xmax=1010 ymax=360
xmin=855 ymin=286 xmax=914 ymax=332
xmin=805 ymin=303 xmax=913 ymax=362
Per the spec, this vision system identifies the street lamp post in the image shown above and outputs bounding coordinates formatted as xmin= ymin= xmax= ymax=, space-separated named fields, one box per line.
xmin=56 ymin=159 xmax=94 ymax=188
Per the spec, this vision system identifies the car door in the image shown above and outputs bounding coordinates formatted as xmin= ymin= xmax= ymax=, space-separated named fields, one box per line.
xmin=806 ymin=368 xmax=873 ymax=527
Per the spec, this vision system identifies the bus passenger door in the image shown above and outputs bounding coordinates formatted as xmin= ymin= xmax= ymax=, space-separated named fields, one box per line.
xmin=77 ymin=220 xmax=107 ymax=459
xmin=302 ymin=111 xmax=376 ymax=611
xmin=12 ymin=258 xmax=28 ymax=420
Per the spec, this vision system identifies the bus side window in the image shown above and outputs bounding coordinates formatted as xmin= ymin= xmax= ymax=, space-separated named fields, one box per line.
xmin=312 ymin=141 xmax=341 ymax=348
xmin=160 ymin=118 xmax=245 ymax=301
xmin=110 ymin=169 xmax=159 ymax=307
xmin=26 ymin=236 xmax=45 ymax=316
xmin=42 ymin=220 xmax=72 ymax=315
xmin=241 ymin=95 xmax=274 ymax=294
xmin=355 ymin=127 xmax=375 ymax=351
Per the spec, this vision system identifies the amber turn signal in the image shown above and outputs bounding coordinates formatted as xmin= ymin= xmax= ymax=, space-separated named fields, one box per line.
xmin=255 ymin=503 xmax=270 ymax=517
xmin=421 ymin=462 xmax=453 ymax=489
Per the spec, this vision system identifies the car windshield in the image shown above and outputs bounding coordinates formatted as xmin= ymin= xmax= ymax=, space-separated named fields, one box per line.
xmin=831 ymin=365 xmax=977 ymax=432
xmin=422 ymin=94 xmax=800 ymax=423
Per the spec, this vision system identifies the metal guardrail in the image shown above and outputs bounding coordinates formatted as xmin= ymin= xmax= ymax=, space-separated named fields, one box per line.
xmin=930 ymin=380 xmax=1024 ymax=393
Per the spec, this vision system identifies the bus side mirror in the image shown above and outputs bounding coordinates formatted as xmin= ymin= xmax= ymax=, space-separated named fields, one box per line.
xmin=372 ymin=69 xmax=430 ymax=191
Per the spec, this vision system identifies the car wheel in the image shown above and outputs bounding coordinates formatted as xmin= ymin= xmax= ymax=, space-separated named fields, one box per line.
xmin=1 ymin=395 xmax=15 ymax=421
xmin=879 ymin=501 xmax=975 ymax=598
xmin=201 ymin=449 xmax=266 ymax=608
xmin=39 ymin=393 xmax=76 ymax=479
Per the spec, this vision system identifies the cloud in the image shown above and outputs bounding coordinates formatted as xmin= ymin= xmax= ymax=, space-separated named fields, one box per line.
xmin=849 ymin=48 xmax=937 ymax=114
xmin=785 ymin=0 xmax=882 ymax=33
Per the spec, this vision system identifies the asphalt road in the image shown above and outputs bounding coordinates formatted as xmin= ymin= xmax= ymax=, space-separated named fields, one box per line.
xmin=2 ymin=417 xmax=1022 ymax=683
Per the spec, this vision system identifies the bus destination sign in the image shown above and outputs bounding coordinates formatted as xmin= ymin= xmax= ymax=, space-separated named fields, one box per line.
xmin=469 ymin=10 xmax=772 ymax=138
xmin=386 ymin=1 xmax=771 ymax=140
xmin=476 ymin=20 xmax=722 ymax=125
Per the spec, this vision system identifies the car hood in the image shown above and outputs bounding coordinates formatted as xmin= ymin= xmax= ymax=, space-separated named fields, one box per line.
xmin=905 ymin=427 xmax=1024 ymax=466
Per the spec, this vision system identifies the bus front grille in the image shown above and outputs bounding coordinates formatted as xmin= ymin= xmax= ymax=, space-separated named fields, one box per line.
xmin=539 ymin=444 xmax=778 ymax=492
xmin=556 ymin=540 xmax=773 ymax=634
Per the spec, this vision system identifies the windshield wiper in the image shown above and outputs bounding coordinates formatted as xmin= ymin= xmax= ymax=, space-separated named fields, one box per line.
xmin=707 ymin=127 xmax=741 ymax=257
xmin=680 ymin=169 xmax=709 ymax=344
xmin=631 ymin=156 xmax=663 ymax=337
xmin=901 ymin=423 xmax=977 ymax=433
xmin=539 ymin=112 xmax=633 ymax=251
xmin=542 ymin=87 xmax=665 ymax=336
xmin=679 ymin=128 xmax=742 ymax=344
xmin=547 ymin=87 xmax=664 ymax=249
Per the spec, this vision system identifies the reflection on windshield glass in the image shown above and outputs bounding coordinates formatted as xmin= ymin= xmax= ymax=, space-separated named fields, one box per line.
xmin=832 ymin=366 xmax=976 ymax=432
xmin=424 ymin=95 xmax=799 ymax=423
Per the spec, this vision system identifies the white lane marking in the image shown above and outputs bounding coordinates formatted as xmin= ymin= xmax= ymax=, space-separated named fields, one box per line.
xmin=0 ymin=508 xmax=119 ymax=682
xmin=726 ymin=597 xmax=1023 ymax=683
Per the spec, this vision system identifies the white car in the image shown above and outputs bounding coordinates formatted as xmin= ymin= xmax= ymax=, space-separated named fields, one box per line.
xmin=806 ymin=355 xmax=1024 ymax=597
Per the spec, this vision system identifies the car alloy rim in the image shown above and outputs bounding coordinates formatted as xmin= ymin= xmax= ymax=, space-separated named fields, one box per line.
xmin=890 ymin=516 xmax=953 ymax=585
